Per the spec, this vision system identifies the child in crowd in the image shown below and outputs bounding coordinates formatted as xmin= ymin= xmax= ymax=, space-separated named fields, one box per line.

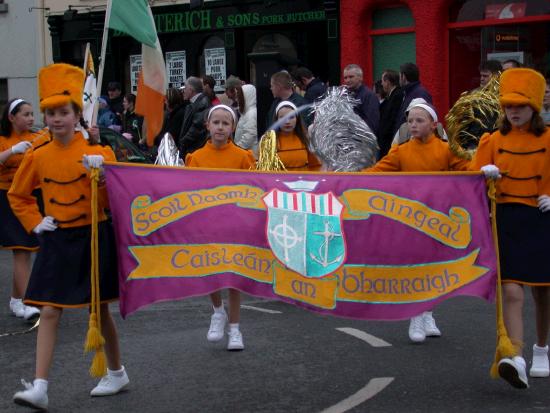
xmin=366 ymin=101 xmax=470 ymax=343
xmin=8 ymin=63 xmax=129 ymax=410
xmin=263 ymin=101 xmax=320 ymax=171
xmin=121 ymin=93 xmax=144 ymax=147
xmin=0 ymin=98 xmax=42 ymax=322
xmin=186 ymin=104 xmax=255 ymax=350
xmin=471 ymin=68 xmax=550 ymax=389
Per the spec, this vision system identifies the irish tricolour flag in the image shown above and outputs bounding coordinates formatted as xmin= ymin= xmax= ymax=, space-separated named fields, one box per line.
xmin=107 ymin=0 xmax=167 ymax=145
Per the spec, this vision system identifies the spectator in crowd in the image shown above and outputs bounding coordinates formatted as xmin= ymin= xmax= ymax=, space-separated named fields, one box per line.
xmin=266 ymin=71 xmax=308 ymax=130
xmin=502 ymin=59 xmax=522 ymax=71
xmin=234 ymin=84 xmax=258 ymax=156
xmin=374 ymin=80 xmax=386 ymax=104
xmin=178 ymin=76 xmax=211 ymax=157
xmin=342 ymin=64 xmax=380 ymax=135
xmin=394 ymin=62 xmax=433 ymax=136
xmin=378 ymin=69 xmax=404 ymax=158
xmin=154 ymin=87 xmax=188 ymax=147
xmin=479 ymin=60 xmax=503 ymax=88
xmin=121 ymin=93 xmax=144 ymax=146
xmin=223 ymin=75 xmax=242 ymax=114
xmin=97 ymin=97 xmax=117 ymax=129
xmin=106 ymin=81 xmax=123 ymax=123
xmin=291 ymin=67 xmax=327 ymax=104
xmin=202 ymin=75 xmax=221 ymax=106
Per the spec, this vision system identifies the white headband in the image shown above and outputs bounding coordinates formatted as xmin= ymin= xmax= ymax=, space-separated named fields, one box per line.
xmin=408 ymin=103 xmax=438 ymax=122
xmin=207 ymin=104 xmax=236 ymax=124
xmin=8 ymin=99 xmax=26 ymax=115
xmin=275 ymin=101 xmax=297 ymax=117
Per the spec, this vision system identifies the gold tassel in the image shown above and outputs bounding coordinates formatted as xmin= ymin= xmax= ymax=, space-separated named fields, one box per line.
xmin=256 ymin=130 xmax=286 ymax=172
xmin=89 ymin=349 xmax=107 ymax=378
xmin=84 ymin=313 xmax=105 ymax=352
xmin=85 ymin=168 xmax=106 ymax=377
xmin=487 ymin=180 xmax=517 ymax=378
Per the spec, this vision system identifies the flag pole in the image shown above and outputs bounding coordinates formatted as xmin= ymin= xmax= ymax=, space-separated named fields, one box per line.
xmin=92 ymin=0 xmax=113 ymax=125
xmin=82 ymin=42 xmax=90 ymax=73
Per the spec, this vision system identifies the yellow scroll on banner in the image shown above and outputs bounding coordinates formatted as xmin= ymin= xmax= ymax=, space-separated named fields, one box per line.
xmin=128 ymin=244 xmax=488 ymax=309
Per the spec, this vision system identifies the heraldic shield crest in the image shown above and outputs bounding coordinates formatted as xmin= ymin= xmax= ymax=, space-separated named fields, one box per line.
xmin=263 ymin=189 xmax=346 ymax=278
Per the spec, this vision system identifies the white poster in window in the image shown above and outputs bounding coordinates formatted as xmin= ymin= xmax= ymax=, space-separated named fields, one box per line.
xmin=166 ymin=51 xmax=187 ymax=89
xmin=129 ymin=54 xmax=142 ymax=94
xmin=204 ymin=48 xmax=226 ymax=92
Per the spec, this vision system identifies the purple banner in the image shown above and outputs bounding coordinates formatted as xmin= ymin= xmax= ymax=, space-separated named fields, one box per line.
xmin=105 ymin=164 xmax=496 ymax=320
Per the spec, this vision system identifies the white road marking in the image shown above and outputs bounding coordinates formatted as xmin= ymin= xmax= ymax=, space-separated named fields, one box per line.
xmin=336 ymin=327 xmax=392 ymax=347
xmin=240 ymin=304 xmax=282 ymax=314
xmin=320 ymin=377 xmax=395 ymax=413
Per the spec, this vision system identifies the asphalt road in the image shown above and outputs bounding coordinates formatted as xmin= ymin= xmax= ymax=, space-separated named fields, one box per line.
xmin=1 ymin=250 xmax=550 ymax=412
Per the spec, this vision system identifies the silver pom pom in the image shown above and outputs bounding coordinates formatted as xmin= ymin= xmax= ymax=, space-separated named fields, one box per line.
xmin=309 ymin=87 xmax=378 ymax=172
xmin=155 ymin=133 xmax=182 ymax=166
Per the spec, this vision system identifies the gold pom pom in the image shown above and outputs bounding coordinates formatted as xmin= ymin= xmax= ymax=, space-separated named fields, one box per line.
xmin=256 ymin=130 xmax=286 ymax=172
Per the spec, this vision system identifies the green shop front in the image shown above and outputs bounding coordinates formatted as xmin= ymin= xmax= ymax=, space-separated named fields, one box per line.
xmin=47 ymin=0 xmax=339 ymax=134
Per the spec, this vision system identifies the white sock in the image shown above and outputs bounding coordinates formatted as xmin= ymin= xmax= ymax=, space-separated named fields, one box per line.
xmin=213 ymin=304 xmax=226 ymax=314
xmin=229 ymin=323 xmax=239 ymax=333
xmin=424 ymin=311 xmax=433 ymax=317
xmin=10 ymin=297 xmax=22 ymax=305
xmin=108 ymin=366 xmax=125 ymax=377
xmin=33 ymin=378 xmax=48 ymax=392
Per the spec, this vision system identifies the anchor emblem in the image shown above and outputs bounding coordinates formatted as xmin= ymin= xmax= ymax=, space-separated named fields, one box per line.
xmin=310 ymin=220 xmax=343 ymax=267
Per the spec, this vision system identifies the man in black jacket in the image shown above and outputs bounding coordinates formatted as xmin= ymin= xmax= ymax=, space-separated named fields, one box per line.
xmin=178 ymin=76 xmax=212 ymax=157
xmin=378 ymin=69 xmax=403 ymax=158
xmin=292 ymin=67 xmax=327 ymax=104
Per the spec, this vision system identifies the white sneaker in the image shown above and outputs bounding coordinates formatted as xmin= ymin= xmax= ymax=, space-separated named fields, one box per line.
xmin=408 ymin=315 xmax=426 ymax=343
xmin=90 ymin=366 xmax=129 ymax=396
xmin=9 ymin=299 xmax=25 ymax=318
xmin=498 ymin=356 xmax=529 ymax=389
xmin=207 ymin=312 xmax=227 ymax=342
xmin=530 ymin=344 xmax=550 ymax=378
xmin=227 ymin=330 xmax=244 ymax=351
xmin=422 ymin=312 xmax=441 ymax=337
xmin=23 ymin=305 xmax=40 ymax=322
xmin=13 ymin=379 xmax=48 ymax=410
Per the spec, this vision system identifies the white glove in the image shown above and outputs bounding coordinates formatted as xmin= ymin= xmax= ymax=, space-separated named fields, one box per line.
xmin=11 ymin=141 xmax=32 ymax=154
xmin=32 ymin=216 xmax=57 ymax=234
xmin=82 ymin=154 xmax=104 ymax=170
xmin=480 ymin=164 xmax=501 ymax=179
xmin=538 ymin=195 xmax=550 ymax=213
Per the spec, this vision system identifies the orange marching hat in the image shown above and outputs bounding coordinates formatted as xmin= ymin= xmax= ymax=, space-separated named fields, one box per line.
xmin=38 ymin=63 xmax=85 ymax=112
xmin=499 ymin=68 xmax=545 ymax=113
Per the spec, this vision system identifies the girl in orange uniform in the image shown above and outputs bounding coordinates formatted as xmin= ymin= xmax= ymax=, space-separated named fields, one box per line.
xmin=186 ymin=104 xmax=255 ymax=351
xmin=268 ymin=101 xmax=320 ymax=171
xmin=471 ymin=68 xmax=550 ymax=389
xmin=0 ymin=99 xmax=42 ymax=322
xmin=366 ymin=102 xmax=469 ymax=343
xmin=8 ymin=64 xmax=129 ymax=410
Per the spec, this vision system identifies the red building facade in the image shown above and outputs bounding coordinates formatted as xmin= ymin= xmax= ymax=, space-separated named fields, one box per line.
xmin=341 ymin=0 xmax=550 ymax=115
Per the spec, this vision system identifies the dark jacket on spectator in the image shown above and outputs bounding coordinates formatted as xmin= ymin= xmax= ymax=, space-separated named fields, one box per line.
xmin=351 ymin=84 xmax=380 ymax=136
xmin=304 ymin=78 xmax=327 ymax=104
xmin=378 ymin=86 xmax=404 ymax=158
xmin=121 ymin=110 xmax=144 ymax=146
xmin=154 ymin=103 xmax=188 ymax=147
xmin=178 ymin=93 xmax=211 ymax=157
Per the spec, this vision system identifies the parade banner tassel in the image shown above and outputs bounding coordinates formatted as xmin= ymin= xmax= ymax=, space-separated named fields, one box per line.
xmin=487 ymin=180 xmax=516 ymax=378
xmin=85 ymin=168 xmax=107 ymax=377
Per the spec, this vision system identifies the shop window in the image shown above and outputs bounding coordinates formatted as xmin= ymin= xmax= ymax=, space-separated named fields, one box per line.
xmin=450 ymin=0 xmax=550 ymax=22
xmin=200 ymin=36 xmax=226 ymax=91
xmin=371 ymin=6 xmax=416 ymax=81
xmin=448 ymin=1 xmax=550 ymax=104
